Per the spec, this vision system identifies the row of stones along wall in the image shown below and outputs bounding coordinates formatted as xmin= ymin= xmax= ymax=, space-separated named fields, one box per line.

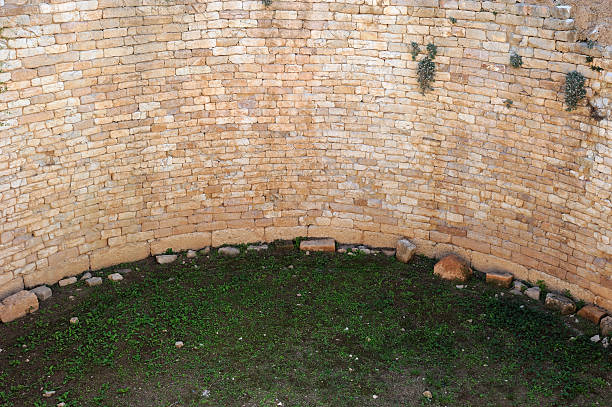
xmin=0 ymin=0 xmax=611 ymax=309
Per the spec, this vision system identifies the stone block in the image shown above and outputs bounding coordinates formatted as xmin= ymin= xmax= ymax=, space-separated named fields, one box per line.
xmin=31 ymin=286 xmax=52 ymax=301
xmin=156 ymin=254 xmax=178 ymax=264
xmin=86 ymin=277 xmax=103 ymax=287
xmin=396 ymin=239 xmax=417 ymax=263
xmin=485 ymin=271 xmax=514 ymax=288
xmin=601 ymin=316 xmax=612 ymax=337
xmin=218 ymin=246 xmax=240 ymax=257
xmin=434 ymin=255 xmax=473 ymax=282
xmin=58 ymin=277 xmax=77 ymax=287
xmin=0 ymin=277 xmax=25 ymax=301
xmin=299 ymin=238 xmax=336 ymax=252
xmin=0 ymin=291 xmax=39 ymax=323
xmin=525 ymin=287 xmax=541 ymax=301
xmin=577 ymin=305 xmax=607 ymax=325
xmin=545 ymin=293 xmax=576 ymax=315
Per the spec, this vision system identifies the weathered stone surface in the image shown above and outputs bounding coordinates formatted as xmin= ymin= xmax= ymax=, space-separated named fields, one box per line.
xmin=186 ymin=250 xmax=197 ymax=258
xmin=90 ymin=243 xmax=150 ymax=271
xmin=513 ymin=281 xmax=527 ymax=291
xmin=545 ymin=293 xmax=576 ymax=315
xmin=150 ymin=232 xmax=211 ymax=255
xmin=0 ymin=291 xmax=39 ymax=323
xmin=156 ymin=254 xmax=178 ymax=264
xmin=299 ymin=238 xmax=336 ymax=252
xmin=85 ymin=277 xmax=102 ymax=287
xmin=218 ymin=246 xmax=240 ymax=257
xmin=485 ymin=271 xmax=514 ymax=288
xmin=108 ymin=273 xmax=123 ymax=282
xmin=58 ymin=277 xmax=77 ymax=287
xmin=601 ymin=316 xmax=612 ymax=337
xmin=433 ymin=255 xmax=472 ymax=282
xmin=577 ymin=305 xmax=607 ymax=325
xmin=0 ymin=277 xmax=25 ymax=301
xmin=396 ymin=239 xmax=417 ymax=263
xmin=32 ymin=286 xmax=52 ymax=301
xmin=200 ymin=247 xmax=211 ymax=255
xmin=525 ymin=287 xmax=541 ymax=301
xmin=80 ymin=272 xmax=92 ymax=280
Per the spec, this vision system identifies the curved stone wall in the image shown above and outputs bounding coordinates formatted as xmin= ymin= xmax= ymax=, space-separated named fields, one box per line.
xmin=0 ymin=0 xmax=611 ymax=309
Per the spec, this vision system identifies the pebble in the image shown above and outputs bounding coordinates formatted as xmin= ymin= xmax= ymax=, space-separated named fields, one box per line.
xmin=372 ymin=395 xmax=378 ymax=399
xmin=43 ymin=390 xmax=56 ymax=397
xmin=175 ymin=341 xmax=184 ymax=348
xmin=455 ymin=285 xmax=465 ymax=289
xmin=80 ymin=272 xmax=92 ymax=280
xmin=602 ymin=337 xmax=609 ymax=348
xmin=590 ymin=334 xmax=601 ymax=343
xmin=186 ymin=250 xmax=197 ymax=258
xmin=70 ymin=317 xmax=79 ymax=324
xmin=156 ymin=254 xmax=178 ymax=264
xmin=219 ymin=246 xmax=240 ymax=257
xmin=58 ymin=277 xmax=77 ymax=287
xmin=423 ymin=390 xmax=432 ymax=399
xmin=108 ymin=273 xmax=123 ymax=282
xmin=85 ymin=277 xmax=102 ymax=287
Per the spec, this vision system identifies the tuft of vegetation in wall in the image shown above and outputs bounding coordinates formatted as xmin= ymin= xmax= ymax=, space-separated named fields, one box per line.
xmin=509 ymin=51 xmax=523 ymax=68
xmin=262 ymin=0 xmax=272 ymax=6
xmin=564 ymin=71 xmax=586 ymax=111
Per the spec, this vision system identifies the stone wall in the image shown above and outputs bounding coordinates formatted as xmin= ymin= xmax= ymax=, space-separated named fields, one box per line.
xmin=0 ymin=0 xmax=611 ymax=309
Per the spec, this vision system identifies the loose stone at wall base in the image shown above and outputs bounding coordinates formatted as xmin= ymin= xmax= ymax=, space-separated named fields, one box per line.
xmin=545 ymin=293 xmax=576 ymax=315
xmin=396 ymin=239 xmax=416 ymax=263
xmin=485 ymin=271 xmax=514 ymax=288
xmin=577 ymin=305 xmax=607 ymax=325
xmin=156 ymin=255 xmax=178 ymax=264
xmin=601 ymin=317 xmax=612 ymax=337
xmin=299 ymin=239 xmax=336 ymax=252
xmin=0 ymin=290 xmax=39 ymax=323
xmin=218 ymin=247 xmax=240 ymax=257
xmin=525 ymin=287 xmax=541 ymax=301
xmin=58 ymin=277 xmax=77 ymax=287
xmin=434 ymin=255 xmax=473 ymax=282
xmin=32 ymin=286 xmax=52 ymax=301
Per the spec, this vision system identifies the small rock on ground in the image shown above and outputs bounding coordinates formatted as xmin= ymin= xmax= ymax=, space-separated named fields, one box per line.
xmin=513 ymin=280 xmax=527 ymax=291
xmin=70 ymin=317 xmax=79 ymax=324
xmin=218 ymin=246 xmax=240 ymax=257
xmin=80 ymin=272 xmax=92 ymax=280
xmin=396 ymin=239 xmax=417 ymax=263
xmin=485 ymin=271 xmax=513 ymax=288
xmin=545 ymin=293 xmax=576 ymax=315
xmin=577 ymin=304 xmax=607 ymax=325
xmin=200 ymin=247 xmax=211 ymax=255
xmin=117 ymin=268 xmax=132 ymax=274
xmin=247 ymin=244 xmax=268 ymax=252
xmin=42 ymin=390 xmax=56 ymax=398
xmin=600 ymin=316 xmax=612 ymax=337
xmin=175 ymin=341 xmax=184 ymax=348
xmin=590 ymin=334 xmax=601 ymax=343
xmin=509 ymin=288 xmax=523 ymax=296
xmin=524 ymin=287 xmax=541 ymax=301
xmin=156 ymin=254 xmax=178 ymax=264
xmin=186 ymin=250 xmax=197 ymax=258
xmin=299 ymin=238 xmax=336 ymax=252
xmin=0 ymin=290 xmax=39 ymax=323
xmin=85 ymin=277 xmax=102 ymax=287
xmin=381 ymin=248 xmax=396 ymax=257
xmin=58 ymin=277 xmax=77 ymax=287
xmin=32 ymin=286 xmax=52 ymax=301
xmin=434 ymin=255 xmax=472 ymax=282
xmin=108 ymin=273 xmax=123 ymax=282
xmin=423 ymin=390 xmax=432 ymax=399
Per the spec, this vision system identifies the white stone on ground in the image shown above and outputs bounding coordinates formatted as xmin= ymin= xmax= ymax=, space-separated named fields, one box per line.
xmin=70 ymin=317 xmax=79 ymax=324
xmin=590 ymin=334 xmax=601 ymax=343
xmin=219 ymin=246 xmax=240 ymax=257
xmin=186 ymin=250 xmax=197 ymax=258
xmin=117 ymin=268 xmax=132 ymax=274
xmin=175 ymin=341 xmax=184 ymax=348
xmin=396 ymin=239 xmax=417 ymax=263
xmin=247 ymin=244 xmax=268 ymax=251
xmin=80 ymin=272 xmax=92 ymax=280
xmin=156 ymin=254 xmax=178 ymax=264
xmin=58 ymin=277 xmax=77 ymax=287
xmin=85 ymin=277 xmax=102 ymax=287
xmin=524 ymin=287 xmax=541 ymax=301
xmin=108 ymin=273 xmax=123 ymax=282
xmin=32 ymin=286 xmax=52 ymax=301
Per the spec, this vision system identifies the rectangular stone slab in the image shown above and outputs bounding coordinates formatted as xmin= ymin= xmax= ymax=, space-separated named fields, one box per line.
xmin=299 ymin=238 xmax=336 ymax=252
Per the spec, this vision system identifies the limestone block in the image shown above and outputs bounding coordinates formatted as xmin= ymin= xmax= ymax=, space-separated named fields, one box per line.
xmin=0 ymin=291 xmax=39 ymax=323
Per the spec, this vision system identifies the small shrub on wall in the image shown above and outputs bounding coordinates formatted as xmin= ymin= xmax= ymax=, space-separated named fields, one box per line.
xmin=564 ymin=71 xmax=586 ymax=111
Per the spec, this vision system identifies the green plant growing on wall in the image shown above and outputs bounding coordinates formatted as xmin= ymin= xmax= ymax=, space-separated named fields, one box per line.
xmin=426 ymin=43 xmax=438 ymax=59
xmin=410 ymin=42 xmax=420 ymax=60
xmin=262 ymin=0 xmax=272 ymax=6
xmin=449 ymin=16 xmax=457 ymax=24
xmin=504 ymin=99 xmax=513 ymax=108
xmin=509 ymin=51 xmax=522 ymax=68
xmin=412 ymin=42 xmax=438 ymax=94
xmin=564 ymin=71 xmax=586 ymax=111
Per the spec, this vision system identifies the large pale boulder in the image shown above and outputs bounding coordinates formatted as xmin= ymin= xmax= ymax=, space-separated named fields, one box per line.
xmin=396 ymin=239 xmax=416 ymax=263
xmin=433 ymin=255 xmax=472 ymax=282
xmin=0 ymin=290 xmax=39 ymax=323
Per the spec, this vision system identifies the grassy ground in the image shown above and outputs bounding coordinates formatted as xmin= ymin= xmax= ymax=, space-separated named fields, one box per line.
xmin=0 ymin=242 xmax=610 ymax=406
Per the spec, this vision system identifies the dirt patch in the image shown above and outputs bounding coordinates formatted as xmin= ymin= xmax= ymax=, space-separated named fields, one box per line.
xmin=531 ymin=0 xmax=612 ymax=45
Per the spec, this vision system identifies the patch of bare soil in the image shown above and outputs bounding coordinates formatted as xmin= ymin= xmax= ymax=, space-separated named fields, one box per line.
xmin=531 ymin=0 xmax=612 ymax=45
